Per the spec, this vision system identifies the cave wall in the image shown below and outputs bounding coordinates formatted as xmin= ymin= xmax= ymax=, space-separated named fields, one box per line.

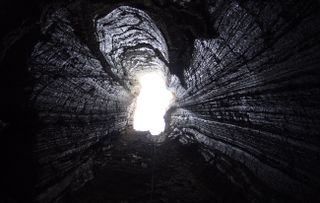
xmin=29 ymin=8 xmax=132 ymax=202
xmin=96 ymin=6 xmax=170 ymax=84
xmin=169 ymin=0 xmax=320 ymax=201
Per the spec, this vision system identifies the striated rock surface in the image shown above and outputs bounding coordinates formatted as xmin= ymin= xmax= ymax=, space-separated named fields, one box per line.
xmin=169 ymin=0 xmax=320 ymax=201
xmin=29 ymin=8 xmax=132 ymax=202
xmin=96 ymin=6 xmax=170 ymax=86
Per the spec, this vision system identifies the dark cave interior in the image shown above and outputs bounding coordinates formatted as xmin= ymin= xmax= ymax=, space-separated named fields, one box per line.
xmin=1 ymin=0 xmax=320 ymax=202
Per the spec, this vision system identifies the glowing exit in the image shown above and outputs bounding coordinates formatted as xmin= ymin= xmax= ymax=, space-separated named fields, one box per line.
xmin=133 ymin=72 xmax=173 ymax=135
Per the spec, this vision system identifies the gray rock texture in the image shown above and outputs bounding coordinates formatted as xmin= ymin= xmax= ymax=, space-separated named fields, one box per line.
xmin=169 ymin=0 xmax=320 ymax=201
xmin=96 ymin=6 xmax=170 ymax=85
xmin=29 ymin=8 xmax=132 ymax=202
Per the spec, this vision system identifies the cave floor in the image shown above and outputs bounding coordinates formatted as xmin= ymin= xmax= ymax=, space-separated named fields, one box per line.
xmin=63 ymin=130 xmax=247 ymax=203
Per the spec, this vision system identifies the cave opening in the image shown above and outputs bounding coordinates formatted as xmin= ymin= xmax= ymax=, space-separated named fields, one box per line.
xmin=1 ymin=0 xmax=320 ymax=202
xmin=133 ymin=71 xmax=174 ymax=135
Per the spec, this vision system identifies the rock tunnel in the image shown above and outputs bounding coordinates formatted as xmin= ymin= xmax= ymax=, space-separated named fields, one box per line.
xmin=1 ymin=0 xmax=320 ymax=202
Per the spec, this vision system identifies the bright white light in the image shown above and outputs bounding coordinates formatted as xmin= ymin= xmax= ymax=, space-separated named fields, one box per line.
xmin=133 ymin=72 xmax=173 ymax=135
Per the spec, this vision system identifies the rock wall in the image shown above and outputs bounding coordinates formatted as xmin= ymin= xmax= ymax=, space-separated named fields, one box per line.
xmin=29 ymin=8 xmax=132 ymax=202
xmin=96 ymin=6 xmax=170 ymax=86
xmin=169 ymin=0 xmax=320 ymax=201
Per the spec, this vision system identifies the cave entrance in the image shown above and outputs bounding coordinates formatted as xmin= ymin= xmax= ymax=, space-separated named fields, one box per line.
xmin=133 ymin=72 xmax=173 ymax=135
